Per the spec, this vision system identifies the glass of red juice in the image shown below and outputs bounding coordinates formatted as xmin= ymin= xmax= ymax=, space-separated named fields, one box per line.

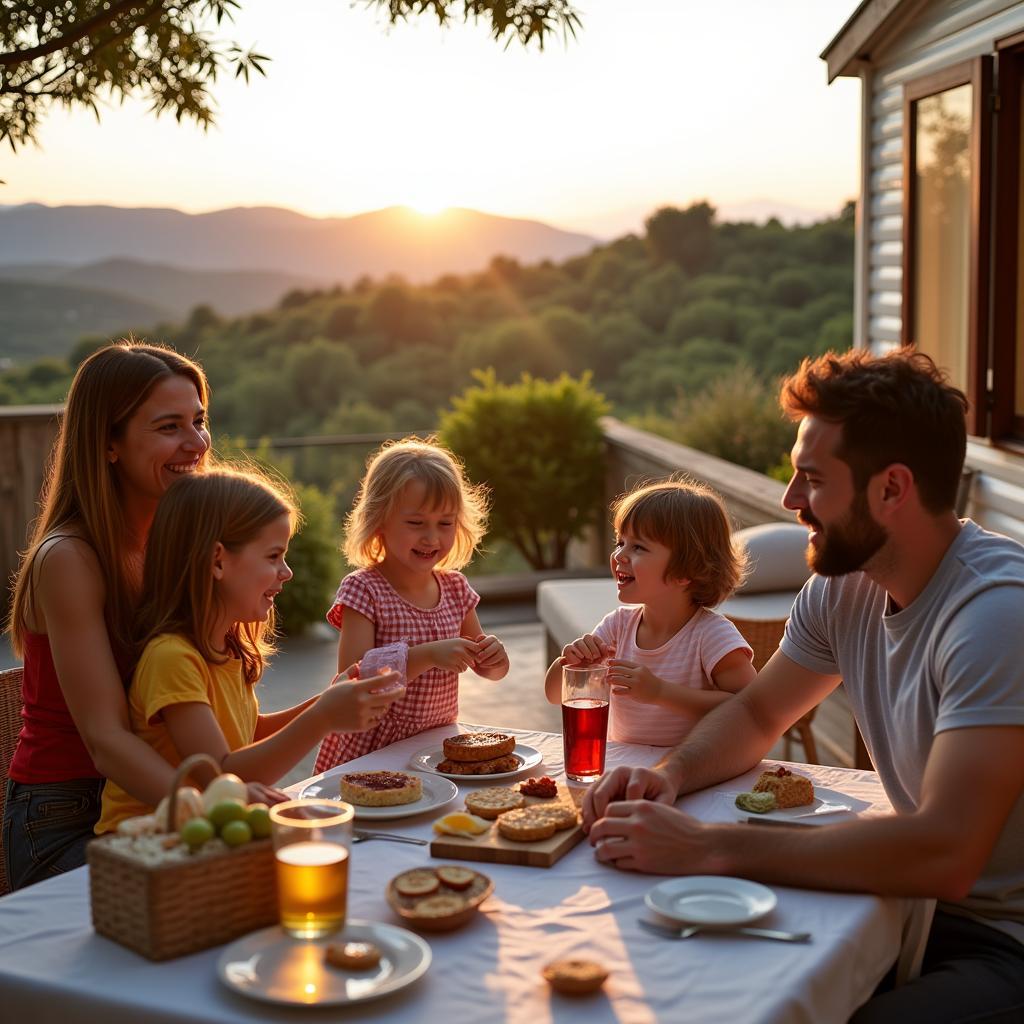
xmin=561 ymin=665 xmax=611 ymax=783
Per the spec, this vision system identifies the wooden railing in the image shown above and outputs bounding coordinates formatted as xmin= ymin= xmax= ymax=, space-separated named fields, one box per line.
xmin=0 ymin=406 xmax=61 ymax=611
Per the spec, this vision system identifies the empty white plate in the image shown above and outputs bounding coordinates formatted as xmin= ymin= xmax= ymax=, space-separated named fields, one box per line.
xmin=300 ymin=770 xmax=457 ymax=821
xmin=645 ymin=876 xmax=777 ymax=927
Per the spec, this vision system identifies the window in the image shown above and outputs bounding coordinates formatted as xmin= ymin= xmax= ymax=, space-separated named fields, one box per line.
xmin=902 ymin=59 xmax=991 ymax=437
xmin=992 ymin=37 xmax=1024 ymax=441
xmin=912 ymin=84 xmax=972 ymax=390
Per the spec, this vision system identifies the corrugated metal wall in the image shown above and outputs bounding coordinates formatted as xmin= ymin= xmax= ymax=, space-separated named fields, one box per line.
xmin=857 ymin=0 xmax=1024 ymax=530
xmin=861 ymin=0 xmax=1024 ymax=354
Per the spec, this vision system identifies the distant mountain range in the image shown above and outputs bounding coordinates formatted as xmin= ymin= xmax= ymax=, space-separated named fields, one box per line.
xmin=0 ymin=203 xmax=597 ymax=280
xmin=0 ymin=203 xmax=598 ymax=362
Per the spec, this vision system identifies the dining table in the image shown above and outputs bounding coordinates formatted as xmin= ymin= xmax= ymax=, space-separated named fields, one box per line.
xmin=0 ymin=723 xmax=930 ymax=1024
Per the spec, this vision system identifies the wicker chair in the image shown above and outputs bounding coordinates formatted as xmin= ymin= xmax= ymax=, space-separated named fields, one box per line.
xmin=0 ymin=666 xmax=24 ymax=896
xmin=722 ymin=615 xmax=818 ymax=764
xmin=719 ymin=523 xmax=818 ymax=765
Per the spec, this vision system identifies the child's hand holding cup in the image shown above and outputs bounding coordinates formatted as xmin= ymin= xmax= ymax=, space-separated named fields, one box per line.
xmin=561 ymin=633 xmax=614 ymax=668
xmin=317 ymin=672 xmax=404 ymax=733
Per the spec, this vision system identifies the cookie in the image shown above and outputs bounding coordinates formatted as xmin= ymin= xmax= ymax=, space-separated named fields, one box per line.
xmin=325 ymin=941 xmax=382 ymax=970
xmin=542 ymin=959 xmax=609 ymax=996
xmin=394 ymin=869 xmax=439 ymax=897
xmin=340 ymin=770 xmax=422 ymax=807
xmin=412 ymin=895 xmax=466 ymax=918
xmin=436 ymin=753 xmax=521 ymax=776
xmin=465 ymin=787 xmax=526 ymax=819
xmin=437 ymin=866 xmax=476 ymax=891
xmin=527 ymin=804 xmax=578 ymax=831
xmin=497 ymin=808 xmax=557 ymax=842
xmin=442 ymin=732 xmax=516 ymax=763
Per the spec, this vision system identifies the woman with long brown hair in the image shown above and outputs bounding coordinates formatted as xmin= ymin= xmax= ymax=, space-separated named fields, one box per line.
xmin=4 ymin=340 xmax=214 ymax=889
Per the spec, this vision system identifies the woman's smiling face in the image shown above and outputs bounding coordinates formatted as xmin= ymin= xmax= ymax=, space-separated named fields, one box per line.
xmin=108 ymin=374 xmax=210 ymax=505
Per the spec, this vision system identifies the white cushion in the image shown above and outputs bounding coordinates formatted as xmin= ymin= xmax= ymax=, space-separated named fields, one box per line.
xmin=734 ymin=523 xmax=811 ymax=594
xmin=536 ymin=522 xmax=812 ymax=647
xmin=537 ymin=579 xmax=620 ymax=651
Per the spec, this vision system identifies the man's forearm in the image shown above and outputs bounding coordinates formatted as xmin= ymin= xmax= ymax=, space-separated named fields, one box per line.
xmin=710 ymin=813 xmax=971 ymax=901
xmin=658 ymin=695 xmax=778 ymax=795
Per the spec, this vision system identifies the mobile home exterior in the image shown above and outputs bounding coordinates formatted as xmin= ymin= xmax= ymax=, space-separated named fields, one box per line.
xmin=823 ymin=0 xmax=1024 ymax=540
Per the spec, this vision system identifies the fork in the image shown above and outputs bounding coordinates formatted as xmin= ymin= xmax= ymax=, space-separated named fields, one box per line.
xmin=352 ymin=830 xmax=428 ymax=845
xmin=638 ymin=918 xmax=810 ymax=943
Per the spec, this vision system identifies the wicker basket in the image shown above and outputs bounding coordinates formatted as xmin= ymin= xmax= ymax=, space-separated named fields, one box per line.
xmin=87 ymin=753 xmax=278 ymax=960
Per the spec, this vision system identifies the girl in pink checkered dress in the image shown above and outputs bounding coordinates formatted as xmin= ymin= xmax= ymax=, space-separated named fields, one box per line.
xmin=315 ymin=438 xmax=509 ymax=771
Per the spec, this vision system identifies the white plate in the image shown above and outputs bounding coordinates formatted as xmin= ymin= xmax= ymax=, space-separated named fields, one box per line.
xmin=300 ymin=770 xmax=458 ymax=820
xmin=728 ymin=785 xmax=856 ymax=822
xmin=409 ymin=742 xmax=542 ymax=780
xmin=217 ymin=920 xmax=431 ymax=1007
xmin=645 ymin=877 xmax=777 ymax=927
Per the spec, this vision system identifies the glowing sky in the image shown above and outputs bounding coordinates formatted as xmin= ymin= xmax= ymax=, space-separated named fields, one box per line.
xmin=1 ymin=0 xmax=861 ymax=236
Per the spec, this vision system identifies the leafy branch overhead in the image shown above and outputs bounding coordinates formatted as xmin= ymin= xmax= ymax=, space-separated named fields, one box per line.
xmin=0 ymin=1 xmax=581 ymax=150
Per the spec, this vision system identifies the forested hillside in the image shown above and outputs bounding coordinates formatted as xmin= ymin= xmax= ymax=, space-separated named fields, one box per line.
xmin=1 ymin=201 xmax=854 ymax=476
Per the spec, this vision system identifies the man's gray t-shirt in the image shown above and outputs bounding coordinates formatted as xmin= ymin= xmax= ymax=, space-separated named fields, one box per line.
xmin=780 ymin=520 xmax=1024 ymax=942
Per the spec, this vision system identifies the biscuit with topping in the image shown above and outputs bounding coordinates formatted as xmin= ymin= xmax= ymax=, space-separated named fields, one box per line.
xmin=442 ymin=732 xmax=516 ymax=763
xmin=340 ymin=770 xmax=422 ymax=806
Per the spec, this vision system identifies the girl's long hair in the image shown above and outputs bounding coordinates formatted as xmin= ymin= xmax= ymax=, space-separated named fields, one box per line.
xmin=135 ymin=468 xmax=296 ymax=685
xmin=344 ymin=436 xmax=488 ymax=570
xmin=8 ymin=340 xmax=210 ymax=661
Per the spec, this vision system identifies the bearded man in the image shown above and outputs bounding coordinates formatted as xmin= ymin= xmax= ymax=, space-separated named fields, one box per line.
xmin=582 ymin=349 xmax=1024 ymax=1022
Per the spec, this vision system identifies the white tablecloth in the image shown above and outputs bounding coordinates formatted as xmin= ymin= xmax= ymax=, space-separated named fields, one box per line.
xmin=0 ymin=725 xmax=924 ymax=1024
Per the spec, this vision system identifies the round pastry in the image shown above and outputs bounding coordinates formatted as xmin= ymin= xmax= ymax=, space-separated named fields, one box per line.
xmin=497 ymin=808 xmax=557 ymax=842
xmin=436 ymin=753 xmax=521 ymax=776
xmin=339 ymin=770 xmax=422 ymax=807
xmin=442 ymin=732 xmax=516 ymax=763
xmin=325 ymin=941 xmax=382 ymax=970
xmin=542 ymin=959 xmax=609 ymax=996
xmin=526 ymin=804 xmax=578 ymax=831
xmin=437 ymin=866 xmax=477 ymax=890
xmin=465 ymin=787 xmax=526 ymax=819
xmin=394 ymin=869 xmax=440 ymax=897
xmin=412 ymin=895 xmax=466 ymax=918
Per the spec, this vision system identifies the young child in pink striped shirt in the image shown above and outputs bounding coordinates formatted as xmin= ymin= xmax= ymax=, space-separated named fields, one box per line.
xmin=544 ymin=480 xmax=755 ymax=746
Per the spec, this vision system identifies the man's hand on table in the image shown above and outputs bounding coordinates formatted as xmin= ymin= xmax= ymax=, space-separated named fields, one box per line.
xmin=581 ymin=764 xmax=680 ymax=832
xmin=588 ymin=800 xmax=716 ymax=874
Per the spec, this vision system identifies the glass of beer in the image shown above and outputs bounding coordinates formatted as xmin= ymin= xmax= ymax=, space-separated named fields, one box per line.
xmin=562 ymin=664 xmax=611 ymax=783
xmin=270 ymin=799 xmax=354 ymax=939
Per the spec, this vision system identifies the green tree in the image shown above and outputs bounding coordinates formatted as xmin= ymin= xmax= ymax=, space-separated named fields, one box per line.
xmin=664 ymin=365 xmax=796 ymax=474
xmin=2 ymin=1 xmax=581 ymax=149
xmin=439 ymin=371 xmax=607 ymax=569
xmin=274 ymin=483 xmax=341 ymax=635
xmin=644 ymin=202 xmax=716 ymax=275
xmin=282 ymin=338 xmax=359 ymax=420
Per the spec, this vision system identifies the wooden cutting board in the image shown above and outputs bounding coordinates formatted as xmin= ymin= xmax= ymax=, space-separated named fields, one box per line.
xmin=429 ymin=784 xmax=585 ymax=868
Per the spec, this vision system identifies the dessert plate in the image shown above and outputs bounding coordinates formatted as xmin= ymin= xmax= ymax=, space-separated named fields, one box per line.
xmin=721 ymin=785 xmax=859 ymax=822
xmin=217 ymin=919 xmax=430 ymax=1007
xmin=409 ymin=742 xmax=542 ymax=781
xmin=301 ymin=770 xmax=457 ymax=821
xmin=645 ymin=877 xmax=776 ymax=928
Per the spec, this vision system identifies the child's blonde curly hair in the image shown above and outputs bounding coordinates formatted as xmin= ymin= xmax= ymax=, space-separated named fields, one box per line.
xmin=344 ymin=437 xmax=489 ymax=571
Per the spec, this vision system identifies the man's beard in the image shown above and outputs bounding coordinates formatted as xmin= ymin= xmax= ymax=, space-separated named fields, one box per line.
xmin=801 ymin=489 xmax=887 ymax=577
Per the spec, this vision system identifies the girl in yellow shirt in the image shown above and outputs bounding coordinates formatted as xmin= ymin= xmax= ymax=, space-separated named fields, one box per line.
xmin=98 ymin=468 xmax=405 ymax=832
